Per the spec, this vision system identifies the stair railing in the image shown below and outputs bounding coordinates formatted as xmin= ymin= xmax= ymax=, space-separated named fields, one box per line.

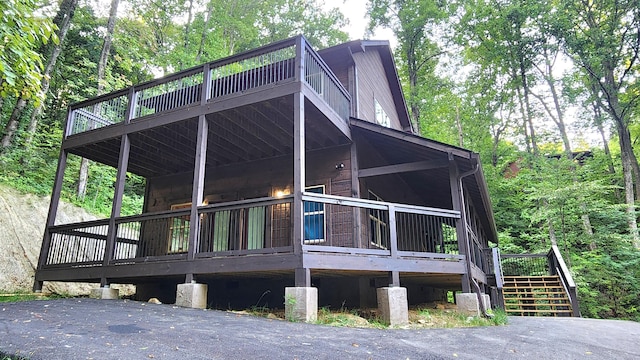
xmin=490 ymin=247 xmax=505 ymax=309
xmin=547 ymin=245 xmax=581 ymax=317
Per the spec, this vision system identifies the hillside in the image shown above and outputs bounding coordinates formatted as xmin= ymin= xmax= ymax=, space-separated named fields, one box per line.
xmin=0 ymin=184 xmax=98 ymax=294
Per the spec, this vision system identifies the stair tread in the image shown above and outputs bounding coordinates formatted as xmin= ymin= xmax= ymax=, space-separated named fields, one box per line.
xmin=501 ymin=275 xmax=574 ymax=317
xmin=505 ymin=302 xmax=571 ymax=307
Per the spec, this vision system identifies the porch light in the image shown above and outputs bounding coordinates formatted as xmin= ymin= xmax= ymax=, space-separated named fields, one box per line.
xmin=275 ymin=189 xmax=290 ymax=198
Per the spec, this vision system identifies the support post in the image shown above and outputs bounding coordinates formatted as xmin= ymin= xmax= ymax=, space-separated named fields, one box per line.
xmin=33 ymin=148 xmax=69 ymax=292
xmin=187 ymin=115 xmax=208 ymax=265
xmin=388 ymin=204 xmax=400 ymax=287
xmin=292 ymin=88 xmax=307 ymax=285
xmin=350 ymin=142 xmax=361 ymax=248
xmin=449 ymin=155 xmax=471 ymax=293
xmin=102 ymin=134 xmax=131 ymax=284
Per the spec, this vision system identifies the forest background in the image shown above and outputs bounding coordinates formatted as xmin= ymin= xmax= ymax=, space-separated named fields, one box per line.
xmin=1 ymin=0 xmax=639 ymax=320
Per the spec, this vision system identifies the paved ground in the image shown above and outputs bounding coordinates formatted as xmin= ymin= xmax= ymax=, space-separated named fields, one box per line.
xmin=1 ymin=299 xmax=639 ymax=359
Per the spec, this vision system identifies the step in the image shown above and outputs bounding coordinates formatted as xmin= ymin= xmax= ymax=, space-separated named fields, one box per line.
xmin=504 ymin=302 xmax=571 ymax=307
xmin=502 ymin=288 xmax=564 ymax=295
xmin=504 ymin=297 xmax=570 ymax=303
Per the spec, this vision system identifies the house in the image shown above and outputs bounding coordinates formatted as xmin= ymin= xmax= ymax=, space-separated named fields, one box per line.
xmin=34 ymin=36 xmax=500 ymax=324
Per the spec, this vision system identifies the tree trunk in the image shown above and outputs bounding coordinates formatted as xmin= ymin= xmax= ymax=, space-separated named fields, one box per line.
xmin=196 ymin=2 xmax=215 ymax=63
xmin=77 ymin=0 xmax=119 ymax=201
xmin=1 ymin=98 xmax=28 ymax=150
xmin=519 ymin=61 xmax=538 ymax=156
xmin=533 ymin=50 xmax=595 ymax=238
xmin=23 ymin=0 xmax=79 ymax=147
xmin=618 ymin=124 xmax=639 ymax=247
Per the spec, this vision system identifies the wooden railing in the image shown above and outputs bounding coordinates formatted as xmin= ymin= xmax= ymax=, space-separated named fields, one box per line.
xmin=301 ymin=192 xmax=462 ymax=260
xmin=42 ymin=194 xmax=465 ymax=270
xmin=65 ymin=36 xmax=351 ymax=137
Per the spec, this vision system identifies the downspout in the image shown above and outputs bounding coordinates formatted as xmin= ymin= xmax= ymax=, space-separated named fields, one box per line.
xmin=458 ymin=157 xmax=492 ymax=318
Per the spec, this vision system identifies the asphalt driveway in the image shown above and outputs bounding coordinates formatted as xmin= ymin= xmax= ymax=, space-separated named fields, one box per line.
xmin=1 ymin=299 xmax=639 ymax=359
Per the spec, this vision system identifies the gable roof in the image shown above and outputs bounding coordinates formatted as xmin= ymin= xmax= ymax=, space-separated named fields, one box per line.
xmin=318 ymin=40 xmax=414 ymax=133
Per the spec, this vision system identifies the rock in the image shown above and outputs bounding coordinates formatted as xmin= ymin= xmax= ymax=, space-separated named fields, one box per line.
xmin=148 ymin=298 xmax=162 ymax=304
xmin=0 ymin=184 xmax=107 ymax=296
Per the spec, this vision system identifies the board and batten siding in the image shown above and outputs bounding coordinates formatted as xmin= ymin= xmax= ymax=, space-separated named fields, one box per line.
xmin=351 ymin=50 xmax=403 ymax=130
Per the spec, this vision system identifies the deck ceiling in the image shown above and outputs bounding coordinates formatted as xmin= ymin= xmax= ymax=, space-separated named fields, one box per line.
xmin=351 ymin=122 xmax=494 ymax=241
xmin=69 ymin=95 xmax=350 ymax=178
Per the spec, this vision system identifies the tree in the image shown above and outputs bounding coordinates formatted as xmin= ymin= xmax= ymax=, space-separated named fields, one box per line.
xmin=367 ymin=0 xmax=453 ymax=134
xmin=1 ymin=0 xmax=77 ymax=150
xmin=0 ymin=0 xmax=57 ymax=101
xmin=456 ymin=0 xmax=547 ymax=156
xmin=553 ymin=0 xmax=640 ymax=247
xmin=78 ymin=0 xmax=120 ymax=200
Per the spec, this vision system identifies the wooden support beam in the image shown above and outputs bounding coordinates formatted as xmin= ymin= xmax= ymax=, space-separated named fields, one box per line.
xmin=102 ymin=134 xmax=131 ymax=285
xmin=449 ymin=156 xmax=470 ymax=293
xmin=187 ymin=115 xmax=208 ymax=266
xmin=350 ymin=143 xmax=361 ymax=248
xmin=293 ymin=37 xmax=308 ymax=287
xmin=358 ymin=159 xmax=448 ymax=178
xmin=388 ymin=204 xmax=400 ymax=287
xmin=34 ymin=148 xmax=69 ymax=291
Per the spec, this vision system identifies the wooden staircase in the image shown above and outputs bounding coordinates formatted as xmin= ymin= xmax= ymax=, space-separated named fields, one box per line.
xmin=502 ymin=275 xmax=574 ymax=316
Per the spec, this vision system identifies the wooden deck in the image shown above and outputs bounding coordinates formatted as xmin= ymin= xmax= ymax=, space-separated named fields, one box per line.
xmin=36 ymin=193 xmax=468 ymax=286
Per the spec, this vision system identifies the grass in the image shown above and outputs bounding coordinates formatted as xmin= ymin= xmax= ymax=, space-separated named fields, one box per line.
xmin=0 ymin=291 xmax=66 ymax=303
xmin=1 ymin=352 xmax=30 ymax=360
xmin=240 ymin=302 xmax=508 ymax=329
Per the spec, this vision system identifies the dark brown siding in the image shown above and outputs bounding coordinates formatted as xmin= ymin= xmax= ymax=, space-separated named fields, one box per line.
xmin=145 ymin=145 xmax=353 ymax=211
xmin=352 ymin=50 xmax=403 ymax=130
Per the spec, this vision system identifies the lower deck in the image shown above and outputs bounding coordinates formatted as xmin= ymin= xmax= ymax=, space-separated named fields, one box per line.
xmin=36 ymin=193 xmax=486 ymax=298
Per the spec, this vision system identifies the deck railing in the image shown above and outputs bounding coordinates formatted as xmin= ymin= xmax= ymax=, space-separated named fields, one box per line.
xmin=42 ymin=194 xmax=465 ymax=270
xmin=46 ymin=219 xmax=110 ymax=266
xmin=301 ymin=192 xmax=462 ymax=259
xmin=65 ymin=36 xmax=350 ymax=136
xmin=197 ymin=196 xmax=294 ymax=256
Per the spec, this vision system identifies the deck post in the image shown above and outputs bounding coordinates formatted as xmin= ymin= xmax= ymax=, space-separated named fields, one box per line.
xmin=187 ymin=115 xmax=208 ymax=267
xmin=101 ymin=134 xmax=131 ymax=285
xmin=350 ymin=142 xmax=362 ymax=248
xmin=33 ymin=147 xmax=69 ymax=292
xmin=449 ymin=155 xmax=471 ymax=293
xmin=292 ymin=36 xmax=308 ymax=285
xmin=388 ymin=204 xmax=400 ymax=287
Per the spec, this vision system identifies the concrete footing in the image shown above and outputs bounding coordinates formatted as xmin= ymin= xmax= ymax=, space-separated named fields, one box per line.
xmin=175 ymin=282 xmax=208 ymax=309
xmin=90 ymin=286 xmax=119 ymax=300
xmin=482 ymin=294 xmax=491 ymax=312
xmin=455 ymin=293 xmax=493 ymax=316
xmin=377 ymin=287 xmax=408 ymax=326
xmin=284 ymin=287 xmax=317 ymax=322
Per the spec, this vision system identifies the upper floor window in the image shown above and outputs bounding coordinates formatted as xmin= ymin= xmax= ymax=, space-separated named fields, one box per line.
xmin=374 ymin=99 xmax=391 ymax=127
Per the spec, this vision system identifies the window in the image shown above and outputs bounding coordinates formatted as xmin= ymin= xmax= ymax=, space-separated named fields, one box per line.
xmin=304 ymin=185 xmax=325 ymax=244
xmin=368 ymin=191 xmax=388 ymax=249
xmin=374 ymin=99 xmax=391 ymax=127
xmin=169 ymin=203 xmax=191 ymax=253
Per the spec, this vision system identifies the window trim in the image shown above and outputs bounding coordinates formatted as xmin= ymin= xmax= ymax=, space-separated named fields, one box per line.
xmin=303 ymin=185 xmax=326 ymax=244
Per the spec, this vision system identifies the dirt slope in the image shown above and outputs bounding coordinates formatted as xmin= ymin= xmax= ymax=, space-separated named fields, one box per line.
xmin=0 ymin=184 xmax=98 ymax=294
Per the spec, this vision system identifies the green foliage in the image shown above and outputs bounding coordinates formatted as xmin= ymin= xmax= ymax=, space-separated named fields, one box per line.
xmin=0 ymin=0 xmax=57 ymax=102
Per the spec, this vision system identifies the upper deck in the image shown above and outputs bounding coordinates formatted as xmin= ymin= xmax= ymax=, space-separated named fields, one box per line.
xmin=64 ymin=36 xmax=350 ymax=145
